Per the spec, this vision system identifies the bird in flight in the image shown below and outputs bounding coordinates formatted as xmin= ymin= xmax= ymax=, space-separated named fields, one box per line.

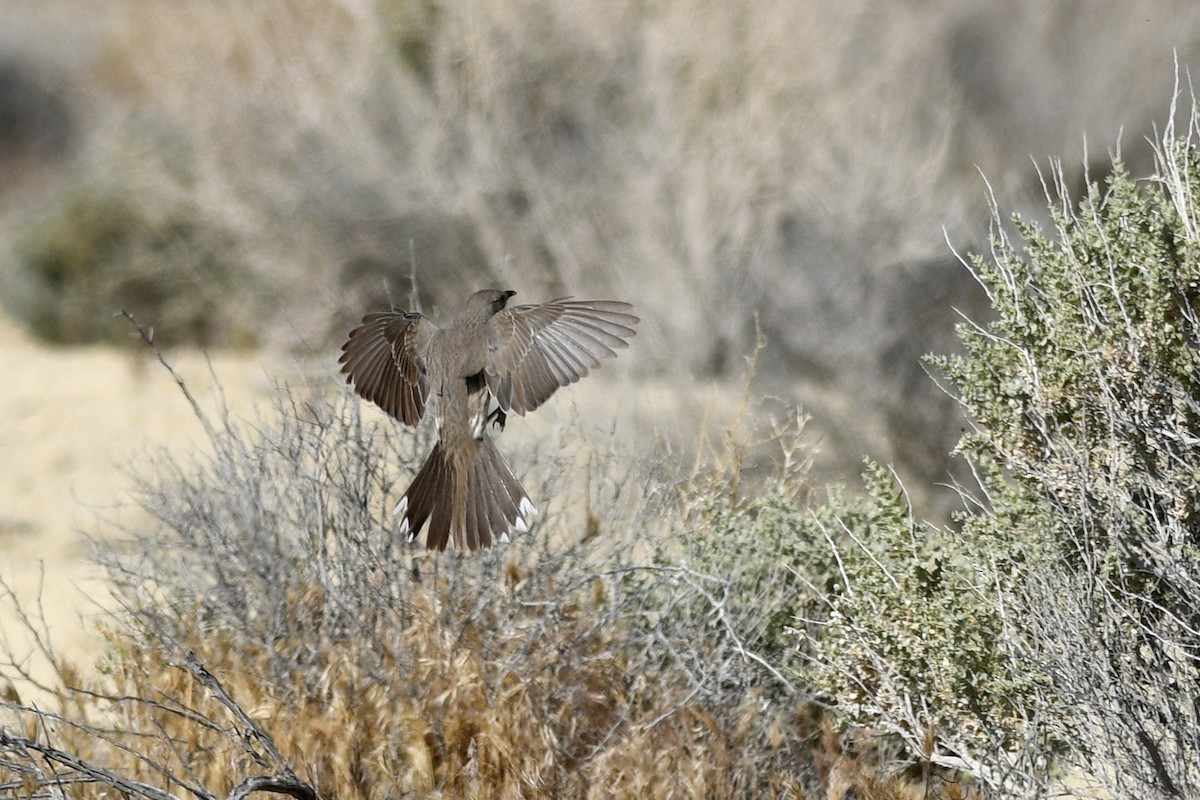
xmin=339 ymin=289 xmax=639 ymax=551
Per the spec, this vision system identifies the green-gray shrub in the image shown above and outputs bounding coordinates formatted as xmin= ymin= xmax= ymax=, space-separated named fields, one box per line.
xmin=5 ymin=175 xmax=255 ymax=347
xmin=793 ymin=88 xmax=1200 ymax=800
xmin=791 ymin=463 xmax=1044 ymax=794
xmin=936 ymin=117 xmax=1200 ymax=798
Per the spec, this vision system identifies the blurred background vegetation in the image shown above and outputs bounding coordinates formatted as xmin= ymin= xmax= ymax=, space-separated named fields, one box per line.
xmin=4 ymin=0 xmax=1200 ymax=512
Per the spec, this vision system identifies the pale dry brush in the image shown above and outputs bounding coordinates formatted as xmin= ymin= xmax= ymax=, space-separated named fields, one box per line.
xmin=0 ymin=572 xmax=316 ymax=800
xmin=0 ymin=318 xmax=827 ymax=798
xmin=9 ymin=0 xmax=1197 ymax=368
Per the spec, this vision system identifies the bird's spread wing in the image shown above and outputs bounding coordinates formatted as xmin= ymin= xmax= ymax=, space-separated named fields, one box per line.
xmin=339 ymin=311 xmax=434 ymax=426
xmin=485 ymin=299 xmax=639 ymax=415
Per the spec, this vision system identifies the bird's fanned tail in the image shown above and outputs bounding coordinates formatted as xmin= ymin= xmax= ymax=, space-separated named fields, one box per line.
xmin=396 ymin=438 xmax=538 ymax=551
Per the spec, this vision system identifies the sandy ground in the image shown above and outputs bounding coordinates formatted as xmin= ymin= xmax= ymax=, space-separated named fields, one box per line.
xmin=0 ymin=313 xmax=280 ymax=686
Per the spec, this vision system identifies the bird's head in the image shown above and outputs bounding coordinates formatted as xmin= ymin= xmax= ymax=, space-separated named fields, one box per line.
xmin=467 ymin=289 xmax=517 ymax=318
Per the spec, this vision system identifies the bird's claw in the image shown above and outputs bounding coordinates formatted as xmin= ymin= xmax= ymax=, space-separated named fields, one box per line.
xmin=487 ymin=406 xmax=508 ymax=431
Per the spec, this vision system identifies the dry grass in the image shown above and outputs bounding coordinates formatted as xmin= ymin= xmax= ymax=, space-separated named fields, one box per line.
xmin=1 ymin=582 xmax=961 ymax=800
xmin=0 ymin=591 xmax=972 ymax=800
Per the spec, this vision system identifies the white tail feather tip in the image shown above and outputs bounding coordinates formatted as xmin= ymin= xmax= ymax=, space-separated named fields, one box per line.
xmin=395 ymin=497 xmax=417 ymax=542
xmin=519 ymin=496 xmax=539 ymax=520
xmin=514 ymin=497 xmax=538 ymax=534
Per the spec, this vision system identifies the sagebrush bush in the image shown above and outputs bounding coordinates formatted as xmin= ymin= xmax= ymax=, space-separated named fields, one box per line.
xmin=4 ymin=171 xmax=255 ymax=347
xmin=659 ymin=400 xmax=988 ymax=797
xmin=789 ymin=462 xmax=1042 ymax=796
xmin=936 ymin=107 xmax=1200 ymax=798
xmin=795 ymin=96 xmax=1200 ymax=799
xmin=665 ymin=409 xmax=824 ymax=679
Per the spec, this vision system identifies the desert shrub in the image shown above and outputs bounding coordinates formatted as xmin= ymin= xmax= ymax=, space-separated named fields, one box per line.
xmin=4 ymin=160 xmax=256 ymax=347
xmin=677 ymin=482 xmax=822 ymax=674
xmin=792 ymin=463 xmax=1048 ymax=797
xmin=660 ymin=406 xmax=823 ymax=681
xmin=935 ymin=103 xmax=1200 ymax=798
xmin=795 ymin=96 xmax=1200 ymax=798
xmin=654 ymin=393 xmax=987 ymax=797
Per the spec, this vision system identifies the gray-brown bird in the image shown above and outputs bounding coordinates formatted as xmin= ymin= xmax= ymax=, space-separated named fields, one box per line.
xmin=339 ymin=289 xmax=639 ymax=551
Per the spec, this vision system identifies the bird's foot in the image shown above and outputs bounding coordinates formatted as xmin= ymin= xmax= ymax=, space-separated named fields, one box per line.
xmin=487 ymin=406 xmax=507 ymax=431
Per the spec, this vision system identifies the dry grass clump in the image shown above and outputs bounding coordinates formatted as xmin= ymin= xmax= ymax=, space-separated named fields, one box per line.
xmin=67 ymin=564 xmax=813 ymax=799
xmin=1 ymin=628 xmax=933 ymax=800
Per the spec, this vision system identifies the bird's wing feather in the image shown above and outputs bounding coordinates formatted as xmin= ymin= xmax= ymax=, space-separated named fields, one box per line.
xmin=485 ymin=299 xmax=639 ymax=415
xmin=339 ymin=311 xmax=434 ymax=426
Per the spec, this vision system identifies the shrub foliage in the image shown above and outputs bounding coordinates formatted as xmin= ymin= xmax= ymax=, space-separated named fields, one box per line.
xmin=941 ymin=122 xmax=1200 ymax=797
xmin=797 ymin=102 xmax=1200 ymax=798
